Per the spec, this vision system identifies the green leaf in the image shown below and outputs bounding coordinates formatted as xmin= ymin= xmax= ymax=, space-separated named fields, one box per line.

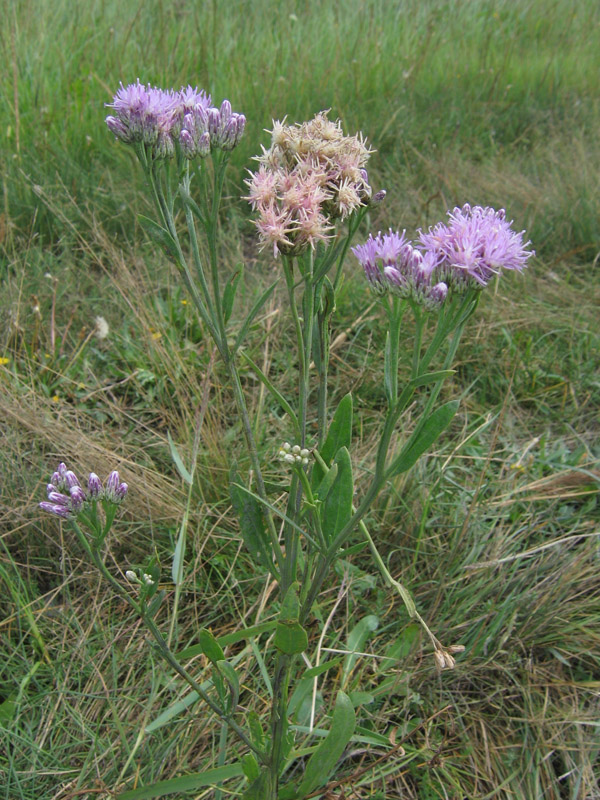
xmin=198 ymin=628 xmax=226 ymax=664
xmin=178 ymin=620 xmax=277 ymax=659
xmin=229 ymin=471 xmax=272 ymax=572
xmin=216 ymin=660 xmax=239 ymax=710
xmin=233 ymin=280 xmax=278 ymax=352
xmin=312 ymin=393 xmax=352 ymax=486
xmin=313 ymin=462 xmax=338 ymax=502
xmin=389 ymin=399 xmax=459 ymax=476
xmin=247 ymin=711 xmax=266 ymax=750
xmin=320 ymin=447 xmax=353 ymax=545
xmin=171 ymin=517 xmax=187 ymax=586
xmin=273 ymin=622 xmax=308 ymax=655
xmin=242 ymin=768 xmax=276 ymax=800
xmin=302 ymin=656 xmax=344 ymax=679
xmin=167 ymin=431 xmax=193 ymax=485
xmin=241 ymin=754 xmax=260 ymax=783
xmin=117 ymin=764 xmax=244 ymax=799
xmin=222 ymin=263 xmax=244 ymax=325
xmin=295 ymin=691 xmax=356 ymax=797
xmin=342 ymin=615 xmax=379 ymax=686
xmin=138 ymin=215 xmax=179 ymax=261
xmin=349 ymin=691 xmax=375 ymax=707
xmin=409 ymin=369 xmax=455 ymax=388
xmin=274 ymin=583 xmax=309 ymax=655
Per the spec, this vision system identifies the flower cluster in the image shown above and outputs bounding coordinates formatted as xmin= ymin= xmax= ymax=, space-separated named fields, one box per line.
xmin=125 ymin=569 xmax=155 ymax=586
xmin=277 ymin=442 xmax=311 ymax=466
xmin=353 ymin=205 xmax=534 ymax=306
xmin=245 ymin=112 xmax=373 ymax=256
xmin=352 ymin=230 xmax=449 ymax=310
xmin=419 ymin=204 xmax=534 ymax=289
xmin=105 ymin=81 xmax=245 ymax=159
xmin=40 ymin=463 xmax=128 ymax=519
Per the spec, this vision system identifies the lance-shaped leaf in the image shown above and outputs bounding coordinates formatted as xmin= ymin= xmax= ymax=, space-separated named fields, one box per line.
xmin=216 ymin=659 xmax=239 ymax=711
xmin=389 ymin=399 xmax=459 ymax=477
xmin=320 ymin=447 xmax=353 ymax=546
xmin=229 ymin=470 xmax=273 ymax=572
xmin=295 ymin=691 xmax=356 ymax=797
xmin=138 ymin=215 xmax=179 ymax=261
xmin=117 ymin=764 xmax=244 ymax=799
xmin=198 ymin=628 xmax=225 ymax=664
xmin=222 ymin=263 xmax=244 ymax=325
xmin=274 ymin=583 xmax=308 ymax=655
xmin=312 ymin=393 xmax=352 ymax=487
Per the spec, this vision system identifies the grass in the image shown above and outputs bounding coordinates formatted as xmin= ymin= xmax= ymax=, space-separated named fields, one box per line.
xmin=1 ymin=0 xmax=599 ymax=798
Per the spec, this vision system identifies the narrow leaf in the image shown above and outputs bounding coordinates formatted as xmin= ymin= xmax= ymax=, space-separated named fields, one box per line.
xmin=167 ymin=431 xmax=193 ymax=485
xmin=171 ymin=517 xmax=187 ymax=586
xmin=342 ymin=615 xmax=379 ymax=686
xmin=389 ymin=399 xmax=459 ymax=476
xmin=178 ymin=620 xmax=277 ymax=659
xmin=222 ymin=263 xmax=244 ymax=325
xmin=117 ymin=764 xmax=244 ymax=799
xmin=409 ymin=369 xmax=455 ymax=388
xmin=321 ymin=447 xmax=353 ymax=545
xmin=302 ymin=656 xmax=344 ymax=679
xmin=217 ymin=660 xmax=239 ymax=710
xmin=229 ymin=473 xmax=272 ymax=572
xmin=296 ymin=691 xmax=356 ymax=797
xmin=198 ymin=628 xmax=225 ymax=664
xmin=313 ymin=393 xmax=352 ymax=487
xmin=138 ymin=215 xmax=179 ymax=261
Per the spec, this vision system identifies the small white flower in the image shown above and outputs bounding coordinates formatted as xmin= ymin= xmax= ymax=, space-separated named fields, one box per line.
xmin=300 ymin=448 xmax=310 ymax=459
xmin=143 ymin=573 xmax=155 ymax=586
xmin=125 ymin=570 xmax=137 ymax=582
xmin=94 ymin=316 xmax=110 ymax=340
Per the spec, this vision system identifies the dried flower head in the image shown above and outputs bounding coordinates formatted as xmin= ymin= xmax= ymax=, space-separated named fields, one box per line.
xmin=245 ymin=111 xmax=373 ymax=256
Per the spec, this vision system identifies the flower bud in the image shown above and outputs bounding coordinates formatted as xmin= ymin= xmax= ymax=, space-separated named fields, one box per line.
xmin=39 ymin=501 xmax=72 ymax=519
xmin=64 ymin=470 xmax=81 ymax=489
xmin=88 ymin=473 xmax=103 ymax=498
xmin=198 ymin=131 xmax=211 ymax=157
xmin=291 ymin=445 xmax=301 ymax=455
xmin=69 ymin=486 xmax=87 ymax=512
xmin=125 ymin=570 xmax=138 ymax=582
xmin=47 ymin=491 xmax=71 ymax=506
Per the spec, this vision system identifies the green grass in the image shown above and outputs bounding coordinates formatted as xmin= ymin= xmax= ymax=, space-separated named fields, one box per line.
xmin=1 ymin=0 xmax=599 ymax=798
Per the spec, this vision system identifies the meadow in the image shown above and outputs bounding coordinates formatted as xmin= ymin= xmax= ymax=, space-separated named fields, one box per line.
xmin=1 ymin=0 xmax=599 ymax=798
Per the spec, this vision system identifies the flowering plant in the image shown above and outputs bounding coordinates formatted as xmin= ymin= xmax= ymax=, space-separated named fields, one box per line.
xmin=40 ymin=80 xmax=533 ymax=799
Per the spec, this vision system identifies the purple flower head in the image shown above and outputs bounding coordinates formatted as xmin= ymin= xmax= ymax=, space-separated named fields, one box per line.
xmin=353 ymin=230 xmax=450 ymax=310
xmin=351 ymin=234 xmax=385 ymax=292
xmin=105 ymin=80 xmax=179 ymax=158
xmin=419 ymin=204 xmax=534 ymax=290
xmin=64 ymin=470 xmax=81 ymax=490
xmin=69 ymin=486 xmax=87 ymax=513
xmin=88 ymin=473 xmax=103 ymax=499
xmin=177 ymin=85 xmax=211 ymax=117
xmin=47 ymin=491 xmax=71 ymax=506
xmin=105 ymin=470 xmax=128 ymax=504
xmin=39 ymin=501 xmax=72 ymax=520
